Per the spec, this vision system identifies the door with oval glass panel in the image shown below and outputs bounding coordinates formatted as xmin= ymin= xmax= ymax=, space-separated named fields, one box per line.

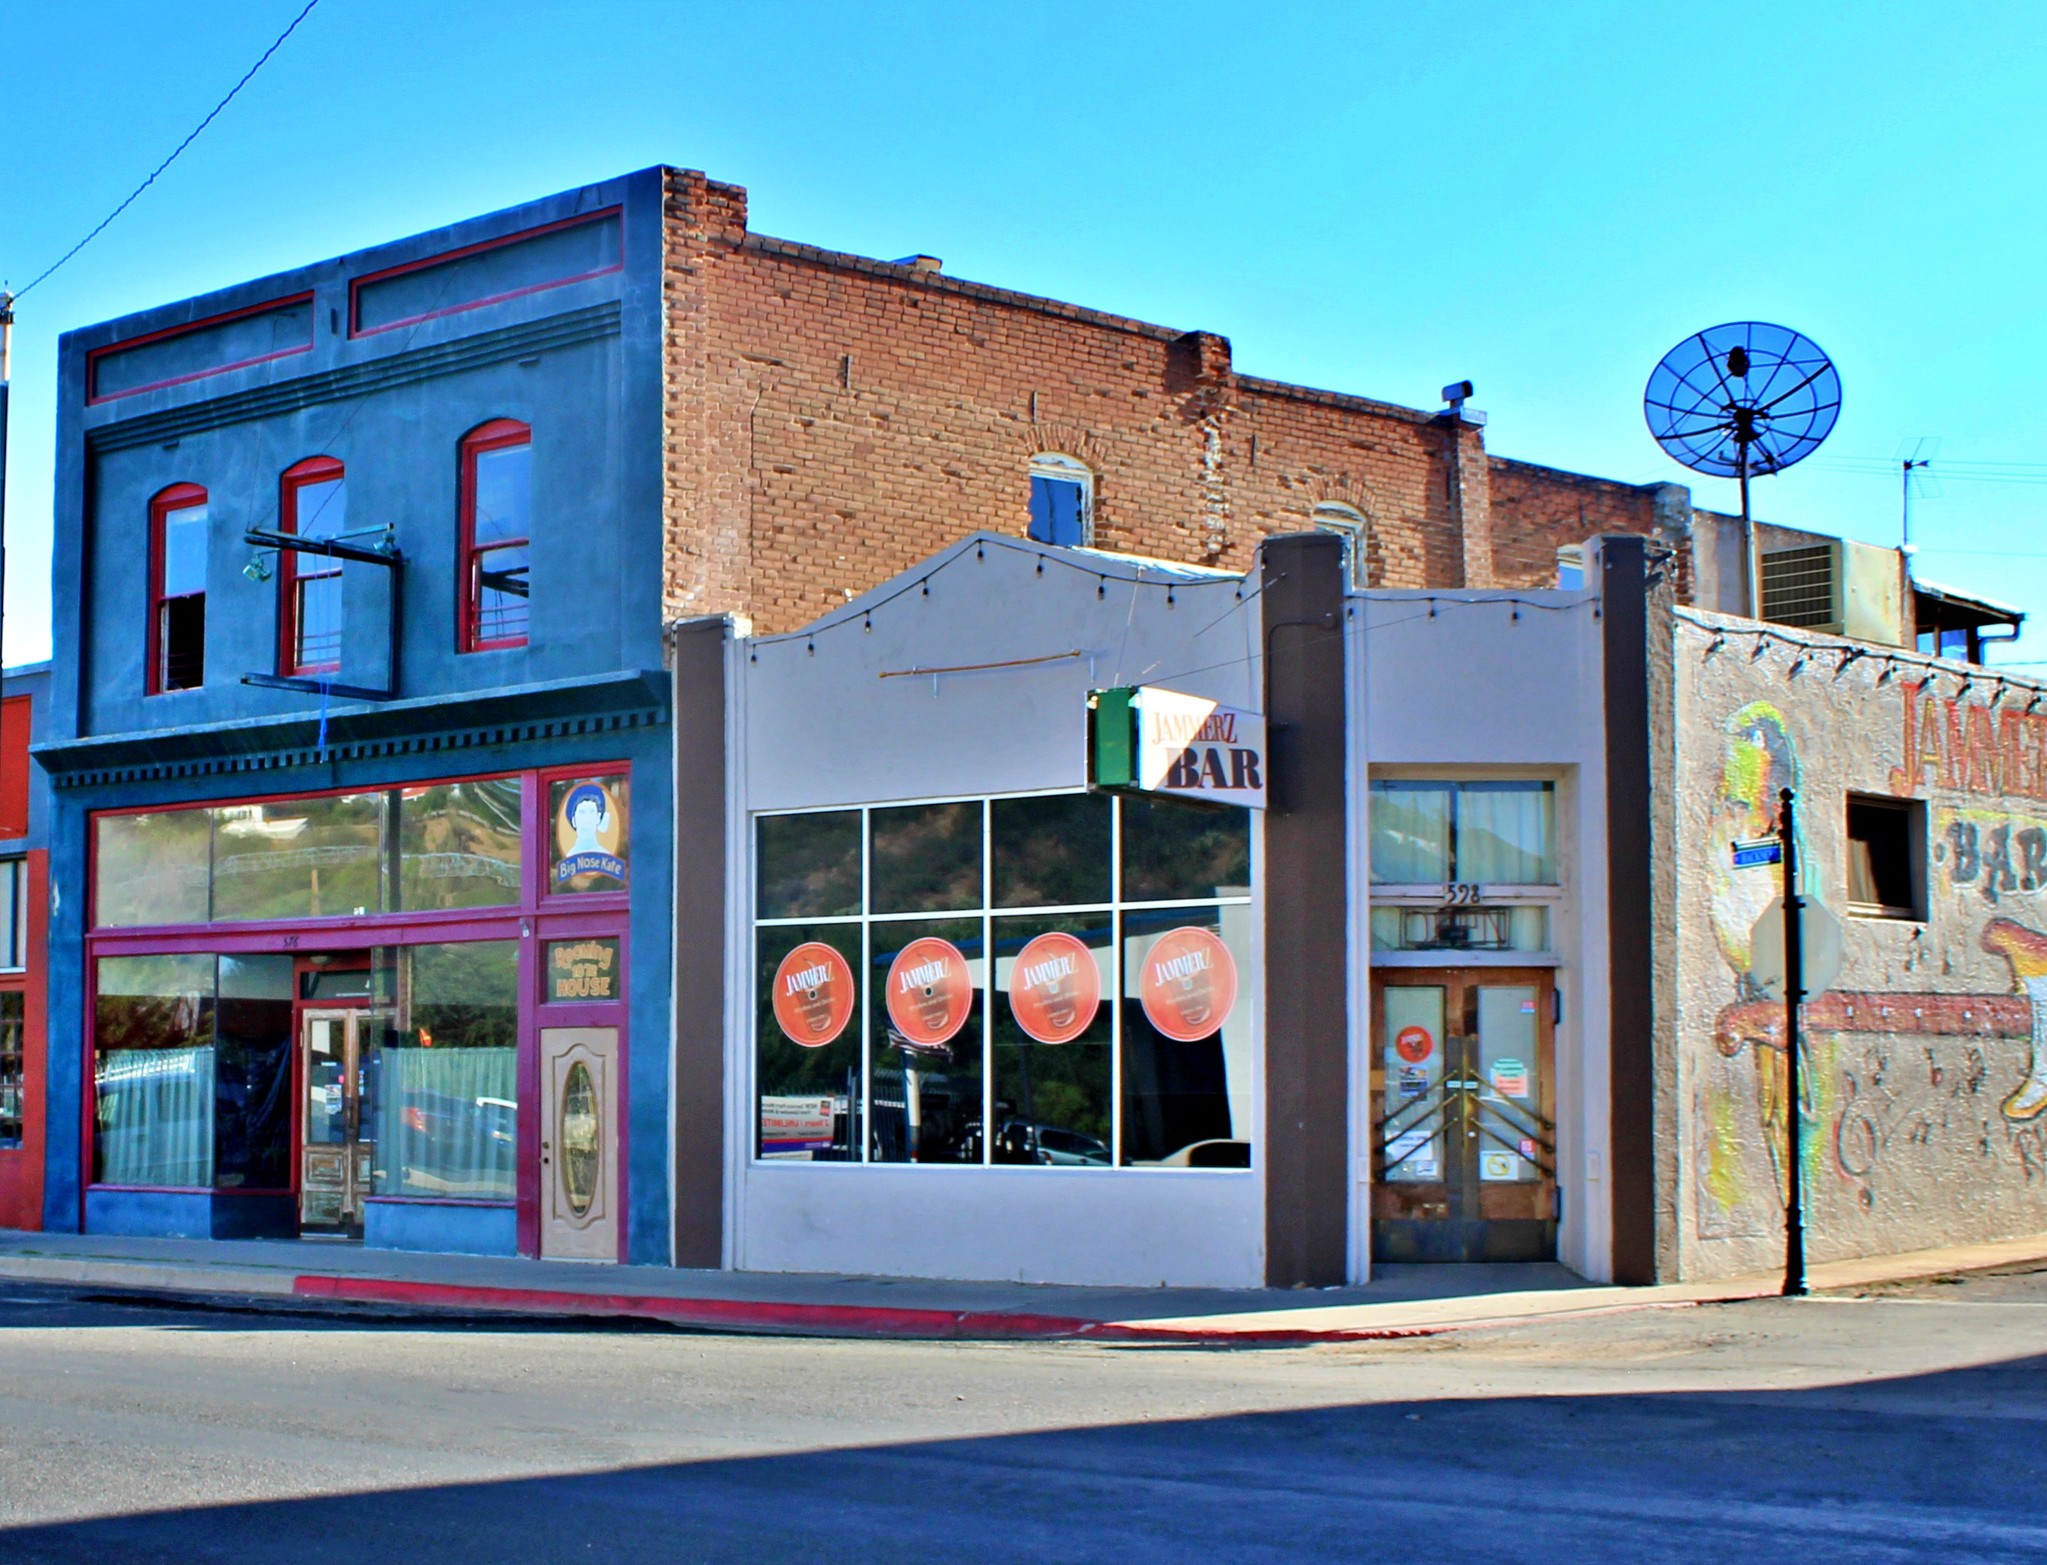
xmin=540 ymin=1027 xmax=619 ymax=1260
xmin=1371 ymin=969 xmax=1557 ymax=1263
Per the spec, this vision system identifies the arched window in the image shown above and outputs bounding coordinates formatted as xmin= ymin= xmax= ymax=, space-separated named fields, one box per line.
xmin=459 ymin=419 xmax=531 ymax=652
xmin=279 ymin=456 xmax=347 ymax=676
xmin=1028 ymin=453 xmax=1093 ymax=547
xmin=148 ymin=483 xmax=209 ymax=693
xmin=1312 ymin=502 xmax=1368 ymax=586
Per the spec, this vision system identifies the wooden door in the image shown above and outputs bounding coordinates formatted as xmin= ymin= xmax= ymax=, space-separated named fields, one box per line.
xmin=540 ymin=1026 xmax=619 ymax=1261
xmin=1370 ymin=968 xmax=1558 ymax=1262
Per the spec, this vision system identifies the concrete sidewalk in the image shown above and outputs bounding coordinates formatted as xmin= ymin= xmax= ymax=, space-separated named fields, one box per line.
xmin=0 ymin=1229 xmax=2042 ymax=1343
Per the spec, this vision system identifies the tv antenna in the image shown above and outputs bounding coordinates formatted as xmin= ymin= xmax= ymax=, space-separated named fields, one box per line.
xmin=1897 ymin=436 xmax=1942 ymax=555
xmin=1644 ymin=322 xmax=1841 ymax=616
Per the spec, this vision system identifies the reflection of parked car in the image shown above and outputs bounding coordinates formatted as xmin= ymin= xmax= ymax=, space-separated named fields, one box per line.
xmin=1139 ymin=1138 xmax=1251 ymax=1169
xmin=994 ymin=1119 xmax=1110 ymax=1166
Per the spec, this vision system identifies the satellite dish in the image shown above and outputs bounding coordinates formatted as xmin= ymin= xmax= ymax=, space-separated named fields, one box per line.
xmin=1644 ymin=322 xmax=1841 ymax=613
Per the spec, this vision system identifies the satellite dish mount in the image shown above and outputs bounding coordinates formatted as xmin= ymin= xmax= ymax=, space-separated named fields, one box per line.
xmin=1644 ymin=323 xmax=1841 ymax=616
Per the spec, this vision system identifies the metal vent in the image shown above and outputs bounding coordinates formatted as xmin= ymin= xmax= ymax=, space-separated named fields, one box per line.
xmin=1761 ymin=544 xmax=1839 ymax=630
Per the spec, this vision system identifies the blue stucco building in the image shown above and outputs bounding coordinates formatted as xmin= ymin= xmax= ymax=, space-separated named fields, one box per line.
xmin=33 ymin=170 xmax=675 ymax=1262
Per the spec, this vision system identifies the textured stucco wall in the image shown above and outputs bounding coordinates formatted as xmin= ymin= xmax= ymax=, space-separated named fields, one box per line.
xmin=1671 ymin=607 xmax=2047 ymax=1279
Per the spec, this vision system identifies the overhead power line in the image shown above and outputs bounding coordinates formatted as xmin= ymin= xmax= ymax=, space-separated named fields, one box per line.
xmin=12 ymin=0 xmax=321 ymax=300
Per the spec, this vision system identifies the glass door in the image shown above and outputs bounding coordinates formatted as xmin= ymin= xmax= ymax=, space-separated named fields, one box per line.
xmin=299 ymin=1008 xmax=384 ymax=1237
xmin=1371 ymin=968 xmax=1557 ymax=1262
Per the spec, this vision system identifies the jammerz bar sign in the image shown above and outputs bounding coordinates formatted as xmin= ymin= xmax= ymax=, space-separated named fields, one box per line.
xmin=1092 ymin=685 xmax=1267 ymax=810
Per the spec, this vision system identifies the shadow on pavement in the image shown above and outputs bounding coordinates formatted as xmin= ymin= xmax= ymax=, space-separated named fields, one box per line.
xmin=4 ymin=1350 xmax=2046 ymax=1564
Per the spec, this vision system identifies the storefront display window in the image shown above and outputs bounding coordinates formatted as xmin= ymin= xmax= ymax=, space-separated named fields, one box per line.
xmin=871 ymin=917 xmax=984 ymax=1163
xmin=212 ymin=793 xmax=386 ymax=922
xmin=0 ymin=991 xmax=23 ymax=1148
xmin=213 ymin=954 xmax=294 ymax=1189
xmin=95 ymin=810 xmax=211 ymax=927
xmin=94 ymin=954 xmax=217 ymax=1186
xmin=398 ymin=778 xmax=523 ymax=910
xmin=757 ymin=922 xmax=862 ymax=1158
xmin=754 ymin=793 xmax=1255 ymax=1170
xmin=757 ymin=810 xmax=860 ymax=920
xmin=92 ymin=777 xmax=530 ymax=927
xmin=370 ymin=940 xmax=519 ymax=1203
xmin=1369 ymin=780 xmax=1556 ymax=885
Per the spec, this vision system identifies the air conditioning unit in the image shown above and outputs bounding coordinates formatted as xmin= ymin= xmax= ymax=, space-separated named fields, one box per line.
xmin=1759 ymin=539 xmax=1906 ymax=645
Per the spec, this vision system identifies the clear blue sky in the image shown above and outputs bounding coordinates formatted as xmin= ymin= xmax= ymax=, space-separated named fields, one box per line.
xmin=3 ymin=0 xmax=2044 ymax=665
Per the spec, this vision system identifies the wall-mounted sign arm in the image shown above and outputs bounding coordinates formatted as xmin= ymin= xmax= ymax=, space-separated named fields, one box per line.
xmin=240 ymin=524 xmax=404 ymax=701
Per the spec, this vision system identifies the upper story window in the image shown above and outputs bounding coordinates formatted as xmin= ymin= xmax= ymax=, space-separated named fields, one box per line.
xmin=149 ymin=484 xmax=209 ymax=693
xmin=279 ymin=457 xmax=347 ymax=676
xmin=460 ymin=420 xmax=531 ymax=652
xmin=1555 ymin=544 xmax=1585 ymax=590
xmin=1312 ymin=503 xmax=1369 ymax=586
xmin=1028 ymin=454 xmax=1093 ymax=547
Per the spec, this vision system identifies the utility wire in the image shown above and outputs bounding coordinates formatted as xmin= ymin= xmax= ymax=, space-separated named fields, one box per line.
xmin=12 ymin=0 xmax=321 ymax=300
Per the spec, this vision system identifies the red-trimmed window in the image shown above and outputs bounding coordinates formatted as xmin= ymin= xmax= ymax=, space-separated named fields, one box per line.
xmin=149 ymin=484 xmax=209 ymax=693
xmin=459 ymin=420 xmax=531 ymax=652
xmin=279 ymin=457 xmax=347 ymax=676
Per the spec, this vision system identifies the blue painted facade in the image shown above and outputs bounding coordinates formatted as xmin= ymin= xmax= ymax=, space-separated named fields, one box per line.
xmin=35 ymin=171 xmax=676 ymax=1263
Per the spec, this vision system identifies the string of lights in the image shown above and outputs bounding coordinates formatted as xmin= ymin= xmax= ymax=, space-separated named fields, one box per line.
xmin=1678 ymin=607 xmax=2047 ymax=704
xmin=742 ymin=530 xmax=1601 ymax=669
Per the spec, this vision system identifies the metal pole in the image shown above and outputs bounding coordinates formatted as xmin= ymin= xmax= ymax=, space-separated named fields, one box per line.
xmin=1779 ymin=786 xmax=1806 ymax=1297
xmin=1739 ymin=444 xmax=1758 ymax=619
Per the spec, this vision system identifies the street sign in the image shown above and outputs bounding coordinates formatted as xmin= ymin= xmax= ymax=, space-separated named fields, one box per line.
xmin=1748 ymin=895 xmax=1844 ymax=1001
xmin=1731 ymin=837 xmax=1783 ymax=868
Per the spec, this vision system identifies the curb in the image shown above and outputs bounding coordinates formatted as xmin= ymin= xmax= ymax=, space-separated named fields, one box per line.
xmin=289 ymin=1274 xmax=1711 ymax=1344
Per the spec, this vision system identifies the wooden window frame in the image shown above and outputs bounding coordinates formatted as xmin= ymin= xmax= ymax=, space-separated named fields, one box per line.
xmin=278 ymin=456 xmax=347 ymax=677
xmin=458 ymin=419 xmax=532 ymax=653
xmin=147 ymin=483 xmax=209 ymax=696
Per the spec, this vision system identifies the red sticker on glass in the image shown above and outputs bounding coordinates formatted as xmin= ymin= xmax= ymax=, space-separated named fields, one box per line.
xmin=1138 ymin=926 xmax=1239 ymax=1043
xmin=1008 ymin=931 xmax=1102 ymax=1045
xmin=885 ymin=937 xmax=974 ymax=1049
xmin=1395 ymin=1025 xmax=1434 ymax=1064
xmin=772 ymin=942 xmax=856 ymax=1048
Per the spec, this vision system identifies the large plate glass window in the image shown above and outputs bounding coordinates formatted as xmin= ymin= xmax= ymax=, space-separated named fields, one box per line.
xmin=752 ymin=792 xmax=1253 ymax=1170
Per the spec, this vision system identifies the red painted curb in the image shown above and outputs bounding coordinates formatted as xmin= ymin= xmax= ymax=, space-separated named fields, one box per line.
xmin=289 ymin=1274 xmax=1447 ymax=1344
xmin=294 ymin=1275 xmax=1103 ymax=1339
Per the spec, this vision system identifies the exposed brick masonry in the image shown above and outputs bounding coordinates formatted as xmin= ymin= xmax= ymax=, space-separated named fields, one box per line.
xmin=660 ymin=167 xmax=1684 ymax=634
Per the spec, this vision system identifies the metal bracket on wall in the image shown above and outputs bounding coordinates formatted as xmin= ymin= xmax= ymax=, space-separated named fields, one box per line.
xmin=239 ymin=525 xmax=404 ymax=702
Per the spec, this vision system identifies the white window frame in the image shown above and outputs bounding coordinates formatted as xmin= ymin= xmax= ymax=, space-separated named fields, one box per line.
xmin=1312 ymin=503 xmax=1369 ymax=586
xmin=1028 ymin=454 xmax=1094 ymax=547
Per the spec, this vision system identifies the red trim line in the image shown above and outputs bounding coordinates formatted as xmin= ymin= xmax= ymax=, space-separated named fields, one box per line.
xmin=87 ymin=292 xmax=315 ymax=404
xmin=348 ymin=208 xmax=623 ymax=338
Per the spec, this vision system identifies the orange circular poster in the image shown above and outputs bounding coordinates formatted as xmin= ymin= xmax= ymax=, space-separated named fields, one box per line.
xmin=772 ymin=942 xmax=856 ymax=1048
xmin=1008 ymin=931 xmax=1101 ymax=1045
xmin=1395 ymin=1025 xmax=1434 ymax=1064
xmin=885 ymin=937 xmax=974 ymax=1048
xmin=1138 ymin=926 xmax=1239 ymax=1043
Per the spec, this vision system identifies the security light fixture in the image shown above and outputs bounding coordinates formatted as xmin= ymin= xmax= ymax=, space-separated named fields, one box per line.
xmin=243 ymin=552 xmax=273 ymax=584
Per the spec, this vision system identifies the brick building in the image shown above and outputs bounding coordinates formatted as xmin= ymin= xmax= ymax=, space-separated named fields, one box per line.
xmin=654 ymin=168 xmax=1685 ymax=632
xmin=16 ymin=164 xmax=2025 ymax=1282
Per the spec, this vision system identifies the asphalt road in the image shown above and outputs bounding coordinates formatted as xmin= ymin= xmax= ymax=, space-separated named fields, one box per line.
xmin=2 ymin=1267 xmax=2046 ymax=1563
